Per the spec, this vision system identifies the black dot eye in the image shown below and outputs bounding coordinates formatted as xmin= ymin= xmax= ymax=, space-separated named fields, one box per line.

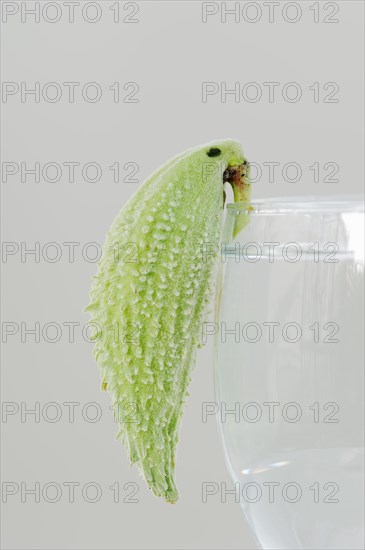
xmin=207 ymin=147 xmax=221 ymax=158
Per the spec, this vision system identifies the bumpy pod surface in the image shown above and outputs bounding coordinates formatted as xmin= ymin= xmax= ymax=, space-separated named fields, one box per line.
xmin=86 ymin=140 xmax=249 ymax=502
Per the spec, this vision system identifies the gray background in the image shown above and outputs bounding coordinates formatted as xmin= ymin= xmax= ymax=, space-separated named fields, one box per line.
xmin=1 ymin=1 xmax=364 ymax=549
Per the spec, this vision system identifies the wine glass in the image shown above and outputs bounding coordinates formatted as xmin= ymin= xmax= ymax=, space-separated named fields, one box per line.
xmin=214 ymin=197 xmax=364 ymax=550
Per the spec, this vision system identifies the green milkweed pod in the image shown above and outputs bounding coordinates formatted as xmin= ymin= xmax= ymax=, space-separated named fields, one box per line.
xmin=86 ymin=140 xmax=250 ymax=502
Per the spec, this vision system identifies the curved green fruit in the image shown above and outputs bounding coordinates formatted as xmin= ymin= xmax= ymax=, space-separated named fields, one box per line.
xmin=86 ymin=140 xmax=250 ymax=502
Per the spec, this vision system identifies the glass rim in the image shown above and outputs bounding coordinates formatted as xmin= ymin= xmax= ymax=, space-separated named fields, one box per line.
xmin=226 ymin=195 xmax=365 ymax=214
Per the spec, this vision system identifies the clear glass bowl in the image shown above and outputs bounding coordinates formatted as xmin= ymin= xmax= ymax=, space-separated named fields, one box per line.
xmin=215 ymin=197 xmax=364 ymax=550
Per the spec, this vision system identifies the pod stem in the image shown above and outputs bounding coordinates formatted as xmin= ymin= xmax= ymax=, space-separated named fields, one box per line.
xmin=223 ymin=163 xmax=251 ymax=237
